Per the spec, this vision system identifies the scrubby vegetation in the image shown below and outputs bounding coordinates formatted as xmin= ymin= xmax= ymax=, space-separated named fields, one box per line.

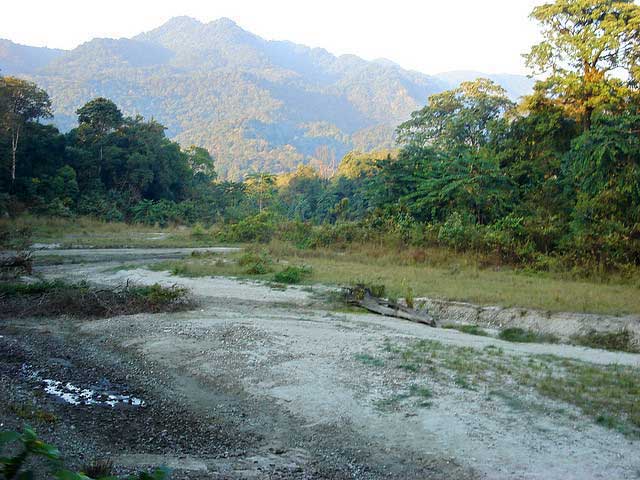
xmin=498 ymin=328 xmax=559 ymax=344
xmin=273 ymin=265 xmax=312 ymax=284
xmin=443 ymin=324 xmax=489 ymax=336
xmin=0 ymin=427 xmax=169 ymax=480
xmin=0 ymin=280 xmax=193 ymax=318
xmin=572 ymin=329 xmax=639 ymax=354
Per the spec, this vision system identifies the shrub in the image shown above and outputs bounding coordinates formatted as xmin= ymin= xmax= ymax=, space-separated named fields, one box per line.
xmin=218 ymin=213 xmax=276 ymax=243
xmin=190 ymin=222 xmax=207 ymax=238
xmin=1 ymin=427 xmax=170 ymax=480
xmin=443 ymin=324 xmax=489 ymax=336
xmin=273 ymin=265 xmax=312 ymax=284
xmin=238 ymin=251 xmax=273 ymax=274
xmin=573 ymin=329 xmax=638 ymax=353
xmin=437 ymin=212 xmax=480 ymax=251
xmin=498 ymin=327 xmax=558 ymax=344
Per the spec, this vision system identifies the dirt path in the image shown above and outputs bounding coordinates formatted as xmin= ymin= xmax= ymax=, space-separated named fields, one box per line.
xmin=3 ymin=249 xmax=640 ymax=479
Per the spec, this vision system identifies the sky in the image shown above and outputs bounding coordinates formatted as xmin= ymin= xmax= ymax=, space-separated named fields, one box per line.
xmin=1 ymin=0 xmax=547 ymax=75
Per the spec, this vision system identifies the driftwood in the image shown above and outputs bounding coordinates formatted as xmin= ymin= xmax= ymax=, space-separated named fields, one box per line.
xmin=0 ymin=251 xmax=33 ymax=275
xmin=346 ymin=285 xmax=436 ymax=327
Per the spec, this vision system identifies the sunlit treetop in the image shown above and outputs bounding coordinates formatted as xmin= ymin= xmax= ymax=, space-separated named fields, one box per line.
xmin=524 ymin=0 xmax=640 ymax=128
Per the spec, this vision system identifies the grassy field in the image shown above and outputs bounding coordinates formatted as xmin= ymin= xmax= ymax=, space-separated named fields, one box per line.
xmin=0 ymin=215 xmax=218 ymax=248
xmin=150 ymin=241 xmax=640 ymax=315
xmin=4 ymin=216 xmax=640 ymax=315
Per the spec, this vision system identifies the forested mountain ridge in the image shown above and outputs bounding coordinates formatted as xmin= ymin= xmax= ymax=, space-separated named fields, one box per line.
xmin=0 ymin=17 xmax=533 ymax=178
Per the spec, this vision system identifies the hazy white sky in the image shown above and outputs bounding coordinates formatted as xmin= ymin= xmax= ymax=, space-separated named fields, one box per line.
xmin=2 ymin=0 xmax=547 ymax=74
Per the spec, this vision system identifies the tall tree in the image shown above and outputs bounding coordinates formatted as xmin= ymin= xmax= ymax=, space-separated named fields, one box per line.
xmin=396 ymin=79 xmax=514 ymax=152
xmin=245 ymin=172 xmax=276 ymax=213
xmin=76 ymin=97 xmax=123 ymax=169
xmin=524 ymin=0 xmax=640 ymax=130
xmin=0 ymin=77 xmax=52 ymax=185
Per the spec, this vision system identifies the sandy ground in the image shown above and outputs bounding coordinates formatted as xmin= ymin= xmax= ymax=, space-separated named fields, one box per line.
xmin=2 ymin=248 xmax=640 ymax=479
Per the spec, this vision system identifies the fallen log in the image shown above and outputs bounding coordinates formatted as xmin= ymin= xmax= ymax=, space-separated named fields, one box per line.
xmin=345 ymin=285 xmax=436 ymax=327
xmin=0 ymin=251 xmax=33 ymax=275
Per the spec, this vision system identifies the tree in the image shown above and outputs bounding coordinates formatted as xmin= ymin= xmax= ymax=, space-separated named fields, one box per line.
xmin=76 ymin=97 xmax=123 ymax=134
xmin=396 ymin=79 xmax=514 ymax=152
xmin=245 ymin=172 xmax=276 ymax=213
xmin=524 ymin=0 xmax=640 ymax=130
xmin=0 ymin=77 xmax=52 ymax=185
xmin=76 ymin=97 xmax=123 ymax=170
xmin=184 ymin=146 xmax=216 ymax=180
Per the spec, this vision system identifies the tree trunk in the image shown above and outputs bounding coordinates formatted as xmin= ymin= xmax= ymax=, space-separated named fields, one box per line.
xmin=346 ymin=285 xmax=436 ymax=327
xmin=10 ymin=124 xmax=20 ymax=185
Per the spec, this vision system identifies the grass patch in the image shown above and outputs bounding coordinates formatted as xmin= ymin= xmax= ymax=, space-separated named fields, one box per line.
xmin=262 ymin=240 xmax=640 ymax=315
xmin=382 ymin=338 xmax=640 ymax=437
xmin=0 ymin=280 xmax=194 ymax=318
xmin=498 ymin=327 xmax=559 ymax=344
xmin=0 ymin=215 xmax=218 ymax=248
xmin=354 ymin=353 xmax=385 ymax=367
xmin=572 ymin=329 xmax=639 ymax=353
xmin=443 ymin=324 xmax=489 ymax=336
xmin=273 ymin=265 xmax=312 ymax=284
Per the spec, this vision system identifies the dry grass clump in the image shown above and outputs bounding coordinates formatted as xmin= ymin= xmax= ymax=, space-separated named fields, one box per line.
xmin=0 ymin=280 xmax=194 ymax=318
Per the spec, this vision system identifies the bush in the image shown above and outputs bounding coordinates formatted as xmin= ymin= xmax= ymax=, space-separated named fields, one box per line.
xmin=443 ymin=324 xmax=489 ymax=336
xmin=437 ymin=212 xmax=480 ymax=251
xmin=573 ymin=329 xmax=638 ymax=353
xmin=238 ymin=251 xmax=273 ymax=274
xmin=498 ymin=327 xmax=558 ymax=344
xmin=218 ymin=213 xmax=276 ymax=243
xmin=1 ymin=427 xmax=170 ymax=480
xmin=190 ymin=222 xmax=207 ymax=238
xmin=273 ymin=265 xmax=312 ymax=284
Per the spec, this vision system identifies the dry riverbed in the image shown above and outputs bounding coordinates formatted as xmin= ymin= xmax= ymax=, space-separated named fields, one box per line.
xmin=1 ymin=248 xmax=639 ymax=479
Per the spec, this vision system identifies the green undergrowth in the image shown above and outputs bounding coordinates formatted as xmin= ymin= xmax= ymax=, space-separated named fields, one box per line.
xmin=442 ymin=324 xmax=489 ymax=336
xmin=572 ymin=329 xmax=639 ymax=353
xmin=498 ymin=327 xmax=559 ymax=344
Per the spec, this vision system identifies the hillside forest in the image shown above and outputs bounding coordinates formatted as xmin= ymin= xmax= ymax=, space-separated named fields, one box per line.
xmin=1 ymin=0 xmax=639 ymax=273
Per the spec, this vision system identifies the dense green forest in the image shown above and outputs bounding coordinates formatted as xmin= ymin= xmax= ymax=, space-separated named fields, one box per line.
xmin=1 ymin=0 xmax=639 ymax=272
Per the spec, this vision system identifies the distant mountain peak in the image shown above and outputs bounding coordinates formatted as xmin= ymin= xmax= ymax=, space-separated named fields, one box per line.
xmin=210 ymin=17 xmax=240 ymax=28
xmin=161 ymin=15 xmax=203 ymax=28
xmin=372 ymin=58 xmax=401 ymax=68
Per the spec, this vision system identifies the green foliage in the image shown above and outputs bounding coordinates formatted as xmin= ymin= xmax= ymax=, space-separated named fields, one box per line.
xmin=1 ymin=427 xmax=170 ymax=480
xmin=498 ymin=328 xmax=559 ymax=344
xmin=397 ymin=78 xmax=514 ymax=151
xmin=218 ymin=213 xmax=276 ymax=243
xmin=524 ymin=0 xmax=640 ymax=129
xmin=442 ymin=324 xmax=489 ymax=336
xmin=573 ymin=329 xmax=638 ymax=353
xmin=2 ymin=1 xmax=640 ymax=276
xmin=273 ymin=265 xmax=312 ymax=284
xmin=238 ymin=251 xmax=274 ymax=274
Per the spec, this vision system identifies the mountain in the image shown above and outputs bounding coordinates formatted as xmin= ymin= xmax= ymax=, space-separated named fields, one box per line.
xmin=0 ymin=39 xmax=65 ymax=74
xmin=0 ymin=18 xmax=534 ymax=179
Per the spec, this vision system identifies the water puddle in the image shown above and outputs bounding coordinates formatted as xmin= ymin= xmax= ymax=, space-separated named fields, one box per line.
xmin=42 ymin=379 xmax=145 ymax=407
xmin=22 ymin=364 xmax=145 ymax=407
